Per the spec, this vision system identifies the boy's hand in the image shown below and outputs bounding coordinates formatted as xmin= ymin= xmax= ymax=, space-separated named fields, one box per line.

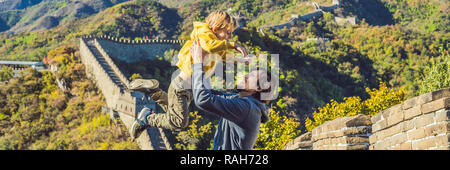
xmin=234 ymin=43 xmax=249 ymax=57
xmin=191 ymin=38 xmax=204 ymax=64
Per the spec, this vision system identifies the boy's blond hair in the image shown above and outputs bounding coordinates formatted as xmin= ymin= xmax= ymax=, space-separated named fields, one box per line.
xmin=205 ymin=11 xmax=237 ymax=32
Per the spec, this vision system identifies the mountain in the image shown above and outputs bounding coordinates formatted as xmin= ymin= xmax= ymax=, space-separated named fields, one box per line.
xmin=0 ymin=0 xmax=131 ymax=33
xmin=0 ymin=0 xmax=44 ymax=12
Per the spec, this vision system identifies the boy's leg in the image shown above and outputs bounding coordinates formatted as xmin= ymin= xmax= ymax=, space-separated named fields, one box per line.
xmin=149 ymin=89 xmax=169 ymax=113
xmin=146 ymin=76 xmax=192 ymax=130
xmin=129 ymin=78 xmax=169 ymax=112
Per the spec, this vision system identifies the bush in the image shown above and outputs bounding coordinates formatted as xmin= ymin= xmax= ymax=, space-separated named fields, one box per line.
xmin=254 ymin=107 xmax=301 ymax=150
xmin=305 ymin=82 xmax=406 ymax=131
xmin=174 ymin=111 xmax=215 ymax=150
xmin=0 ymin=66 xmax=13 ymax=82
xmin=0 ymin=45 xmax=139 ymax=150
xmin=418 ymin=52 xmax=450 ymax=94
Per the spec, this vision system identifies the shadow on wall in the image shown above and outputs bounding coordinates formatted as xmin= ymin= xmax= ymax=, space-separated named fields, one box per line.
xmin=116 ymin=59 xmax=175 ymax=89
xmin=97 ymin=39 xmax=181 ymax=63
xmin=339 ymin=0 xmax=394 ymax=26
xmin=92 ymin=37 xmax=181 ymax=89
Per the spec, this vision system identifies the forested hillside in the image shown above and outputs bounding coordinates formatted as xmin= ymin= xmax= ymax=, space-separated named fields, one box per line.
xmin=0 ymin=0 xmax=131 ymax=33
xmin=0 ymin=46 xmax=139 ymax=149
xmin=0 ymin=0 xmax=448 ymax=150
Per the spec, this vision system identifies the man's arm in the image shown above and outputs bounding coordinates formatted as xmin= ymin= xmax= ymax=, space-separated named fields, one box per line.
xmin=192 ymin=63 xmax=250 ymax=124
xmin=210 ymin=89 xmax=238 ymax=99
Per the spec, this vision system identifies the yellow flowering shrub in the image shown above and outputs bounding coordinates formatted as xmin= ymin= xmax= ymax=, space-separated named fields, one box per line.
xmin=305 ymin=82 xmax=406 ymax=131
xmin=254 ymin=107 xmax=301 ymax=150
xmin=175 ymin=111 xmax=214 ymax=150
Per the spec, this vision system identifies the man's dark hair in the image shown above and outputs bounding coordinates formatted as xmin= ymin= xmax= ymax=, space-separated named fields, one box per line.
xmin=249 ymin=67 xmax=274 ymax=104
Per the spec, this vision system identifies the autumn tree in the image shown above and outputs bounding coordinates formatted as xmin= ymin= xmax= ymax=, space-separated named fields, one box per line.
xmin=0 ymin=66 xmax=13 ymax=82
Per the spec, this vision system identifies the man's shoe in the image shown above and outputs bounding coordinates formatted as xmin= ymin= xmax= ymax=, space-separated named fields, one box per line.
xmin=130 ymin=107 xmax=153 ymax=141
xmin=129 ymin=79 xmax=160 ymax=94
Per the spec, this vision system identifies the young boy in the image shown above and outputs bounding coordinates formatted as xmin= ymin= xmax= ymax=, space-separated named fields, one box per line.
xmin=129 ymin=11 xmax=249 ymax=140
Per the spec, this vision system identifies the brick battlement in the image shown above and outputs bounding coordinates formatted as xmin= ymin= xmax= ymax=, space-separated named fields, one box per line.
xmin=80 ymin=35 xmax=186 ymax=45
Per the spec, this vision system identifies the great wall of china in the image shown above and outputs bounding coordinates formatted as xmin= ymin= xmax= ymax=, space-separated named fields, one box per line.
xmin=79 ymin=35 xmax=183 ymax=150
xmin=79 ymin=34 xmax=449 ymax=150
xmin=258 ymin=0 xmax=356 ymax=36
xmin=74 ymin=0 xmax=448 ymax=150
xmin=71 ymin=0 xmax=348 ymax=150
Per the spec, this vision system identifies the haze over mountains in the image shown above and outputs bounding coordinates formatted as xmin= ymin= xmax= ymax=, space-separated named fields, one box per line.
xmin=0 ymin=0 xmax=130 ymax=33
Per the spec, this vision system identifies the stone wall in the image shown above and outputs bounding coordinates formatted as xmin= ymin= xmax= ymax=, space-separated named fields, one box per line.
xmin=97 ymin=38 xmax=182 ymax=64
xmin=284 ymin=114 xmax=372 ymax=150
xmin=80 ymin=37 xmax=172 ymax=150
xmin=258 ymin=0 xmax=342 ymax=35
xmin=335 ymin=16 xmax=357 ymax=26
xmin=87 ymin=35 xmax=183 ymax=63
xmin=284 ymin=132 xmax=312 ymax=150
xmin=80 ymin=36 xmax=159 ymax=118
xmin=312 ymin=114 xmax=372 ymax=150
xmin=284 ymin=87 xmax=449 ymax=150
xmin=80 ymin=37 xmax=121 ymax=109
xmin=83 ymin=35 xmax=185 ymax=44
xmin=93 ymin=39 xmax=131 ymax=88
xmin=370 ymin=88 xmax=449 ymax=150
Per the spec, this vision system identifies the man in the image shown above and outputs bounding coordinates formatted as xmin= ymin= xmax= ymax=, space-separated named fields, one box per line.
xmin=128 ymin=11 xmax=250 ymax=140
xmin=190 ymin=39 xmax=274 ymax=150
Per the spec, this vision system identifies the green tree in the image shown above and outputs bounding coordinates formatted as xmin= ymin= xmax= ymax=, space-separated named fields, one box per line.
xmin=174 ymin=111 xmax=215 ymax=150
xmin=0 ymin=66 xmax=13 ymax=82
xmin=0 ymin=45 xmax=140 ymax=150
xmin=254 ymin=107 xmax=301 ymax=150
xmin=418 ymin=53 xmax=450 ymax=94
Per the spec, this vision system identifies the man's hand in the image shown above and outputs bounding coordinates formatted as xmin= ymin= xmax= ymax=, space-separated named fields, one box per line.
xmin=234 ymin=43 xmax=249 ymax=57
xmin=191 ymin=38 xmax=204 ymax=64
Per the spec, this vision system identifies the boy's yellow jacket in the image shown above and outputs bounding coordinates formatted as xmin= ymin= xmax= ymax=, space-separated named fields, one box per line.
xmin=177 ymin=22 xmax=236 ymax=78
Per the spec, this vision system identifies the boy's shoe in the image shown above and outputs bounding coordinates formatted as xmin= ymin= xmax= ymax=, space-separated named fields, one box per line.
xmin=129 ymin=79 xmax=160 ymax=94
xmin=130 ymin=107 xmax=153 ymax=141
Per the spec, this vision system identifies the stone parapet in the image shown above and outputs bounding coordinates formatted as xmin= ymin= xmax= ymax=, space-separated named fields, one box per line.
xmin=284 ymin=132 xmax=312 ymax=150
xmin=93 ymin=39 xmax=130 ymax=88
xmin=312 ymin=114 xmax=371 ymax=150
xmin=284 ymin=88 xmax=449 ymax=150
xmin=80 ymin=35 xmax=185 ymax=45
xmin=284 ymin=114 xmax=372 ymax=150
xmin=370 ymin=88 xmax=449 ymax=150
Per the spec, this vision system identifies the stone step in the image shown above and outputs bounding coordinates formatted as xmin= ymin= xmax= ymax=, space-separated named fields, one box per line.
xmin=86 ymin=40 xmax=127 ymax=90
xmin=146 ymin=127 xmax=169 ymax=150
